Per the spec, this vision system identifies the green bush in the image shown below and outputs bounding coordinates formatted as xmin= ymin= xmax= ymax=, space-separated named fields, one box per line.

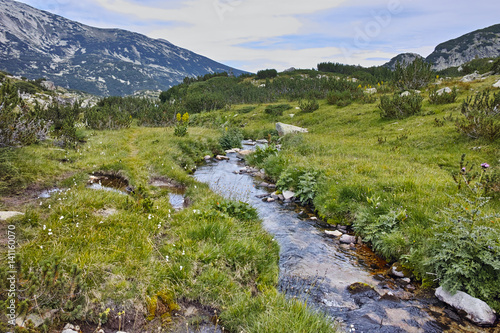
xmin=0 ymin=81 xmax=51 ymax=147
xmin=214 ymin=199 xmax=258 ymax=221
xmin=456 ymin=90 xmax=500 ymax=141
xmin=429 ymin=87 xmax=458 ymax=105
xmin=219 ymin=127 xmax=243 ymax=150
xmin=276 ymin=167 xmax=322 ymax=205
xmin=264 ymin=104 xmax=292 ymax=117
xmin=246 ymin=144 xmax=278 ymax=168
xmin=394 ymin=57 xmax=433 ymax=90
xmin=299 ymin=98 xmax=319 ymax=113
xmin=256 ymin=69 xmax=278 ymax=80
xmin=492 ymin=58 xmax=500 ymax=74
xmin=424 ymin=164 xmax=500 ymax=311
xmin=378 ymin=92 xmax=423 ymax=119
xmin=326 ymin=90 xmax=352 ymax=107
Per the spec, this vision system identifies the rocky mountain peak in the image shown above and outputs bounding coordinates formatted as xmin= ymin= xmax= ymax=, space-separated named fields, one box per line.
xmin=0 ymin=0 xmax=245 ymax=96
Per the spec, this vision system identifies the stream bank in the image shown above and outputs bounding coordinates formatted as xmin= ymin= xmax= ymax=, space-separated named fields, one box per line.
xmin=193 ymin=145 xmax=498 ymax=333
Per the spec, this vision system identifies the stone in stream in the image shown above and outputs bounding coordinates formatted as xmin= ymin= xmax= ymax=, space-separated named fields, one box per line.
xmin=215 ymin=155 xmax=229 ymax=160
xmin=435 ymin=286 xmax=497 ymax=326
xmin=387 ymin=263 xmax=410 ymax=278
xmin=340 ymin=234 xmax=357 ymax=244
xmin=282 ymin=190 xmax=295 ymax=200
xmin=325 ymin=230 xmax=343 ymax=237
xmin=237 ymin=150 xmax=252 ymax=158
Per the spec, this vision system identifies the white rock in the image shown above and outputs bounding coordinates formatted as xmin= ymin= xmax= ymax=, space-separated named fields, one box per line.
xmin=364 ymin=88 xmax=377 ymax=94
xmin=339 ymin=234 xmax=357 ymax=244
xmin=436 ymin=87 xmax=452 ymax=95
xmin=325 ymin=230 xmax=343 ymax=237
xmin=275 ymin=122 xmax=308 ymax=136
xmin=282 ymin=191 xmax=295 ymax=200
xmin=461 ymin=71 xmax=482 ymax=82
xmin=400 ymin=91 xmax=411 ymax=97
xmin=225 ymin=149 xmax=236 ymax=154
xmin=493 ymin=79 xmax=500 ymax=88
xmin=256 ymin=139 xmax=269 ymax=144
xmin=215 ymin=155 xmax=229 ymax=160
xmin=435 ymin=286 xmax=497 ymax=326
xmin=0 ymin=211 xmax=24 ymax=221
xmin=237 ymin=150 xmax=252 ymax=158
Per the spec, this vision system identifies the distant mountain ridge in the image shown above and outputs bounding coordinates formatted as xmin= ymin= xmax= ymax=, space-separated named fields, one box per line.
xmin=0 ymin=0 xmax=245 ymax=96
xmin=426 ymin=24 xmax=500 ymax=70
xmin=384 ymin=24 xmax=500 ymax=71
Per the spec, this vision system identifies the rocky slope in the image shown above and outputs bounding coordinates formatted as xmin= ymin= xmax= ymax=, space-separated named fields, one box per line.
xmin=426 ymin=24 xmax=500 ymax=71
xmin=0 ymin=0 xmax=245 ymax=96
xmin=383 ymin=24 xmax=500 ymax=71
xmin=382 ymin=53 xmax=423 ymax=70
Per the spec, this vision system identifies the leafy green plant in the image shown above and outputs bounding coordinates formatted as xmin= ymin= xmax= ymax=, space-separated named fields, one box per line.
xmin=246 ymin=144 xmax=278 ymax=167
xmin=378 ymin=92 xmax=423 ymax=119
xmin=353 ymin=202 xmax=408 ymax=261
xmin=276 ymin=168 xmax=322 ymax=206
xmin=394 ymin=57 xmax=433 ymax=90
xmin=456 ymin=90 xmax=500 ymax=141
xmin=174 ymin=112 xmax=189 ymax=137
xmin=429 ymin=87 xmax=458 ymax=105
xmin=425 ymin=160 xmax=500 ymax=311
xmin=214 ymin=199 xmax=258 ymax=221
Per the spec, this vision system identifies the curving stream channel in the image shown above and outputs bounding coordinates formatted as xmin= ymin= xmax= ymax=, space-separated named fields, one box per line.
xmin=193 ymin=144 xmax=496 ymax=333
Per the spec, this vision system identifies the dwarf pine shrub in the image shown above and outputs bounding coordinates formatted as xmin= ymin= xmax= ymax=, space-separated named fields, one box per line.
xmin=456 ymin=90 xmax=500 ymax=141
xmin=298 ymin=98 xmax=319 ymax=113
xmin=429 ymin=87 xmax=458 ymax=105
xmin=394 ymin=57 xmax=433 ymax=90
xmin=378 ymin=92 xmax=423 ymax=119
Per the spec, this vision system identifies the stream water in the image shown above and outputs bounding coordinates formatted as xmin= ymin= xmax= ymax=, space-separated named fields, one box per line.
xmin=193 ymin=146 xmax=496 ymax=333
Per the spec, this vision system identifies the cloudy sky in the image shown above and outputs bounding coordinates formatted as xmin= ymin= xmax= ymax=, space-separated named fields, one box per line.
xmin=15 ymin=0 xmax=500 ymax=73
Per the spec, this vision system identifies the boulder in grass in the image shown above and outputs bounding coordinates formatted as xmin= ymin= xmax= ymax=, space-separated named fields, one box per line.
xmin=275 ymin=122 xmax=308 ymax=136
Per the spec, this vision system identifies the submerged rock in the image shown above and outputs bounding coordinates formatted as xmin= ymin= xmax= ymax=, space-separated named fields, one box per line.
xmin=435 ymin=286 xmax=497 ymax=326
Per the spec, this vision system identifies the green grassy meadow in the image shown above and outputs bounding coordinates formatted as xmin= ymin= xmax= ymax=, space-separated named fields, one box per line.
xmin=1 ymin=70 xmax=499 ymax=332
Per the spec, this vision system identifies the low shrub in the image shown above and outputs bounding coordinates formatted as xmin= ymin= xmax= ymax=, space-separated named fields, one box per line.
xmin=219 ymin=127 xmax=243 ymax=150
xmin=246 ymin=144 xmax=278 ymax=167
xmin=456 ymin=90 xmax=500 ymax=141
xmin=276 ymin=167 xmax=322 ymax=205
xmin=378 ymin=92 xmax=423 ymax=119
xmin=326 ymin=90 xmax=352 ymax=107
xmin=298 ymin=98 xmax=319 ymax=113
xmin=424 ymin=162 xmax=500 ymax=311
xmin=429 ymin=87 xmax=458 ymax=105
xmin=264 ymin=104 xmax=292 ymax=117
xmin=214 ymin=199 xmax=258 ymax=221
